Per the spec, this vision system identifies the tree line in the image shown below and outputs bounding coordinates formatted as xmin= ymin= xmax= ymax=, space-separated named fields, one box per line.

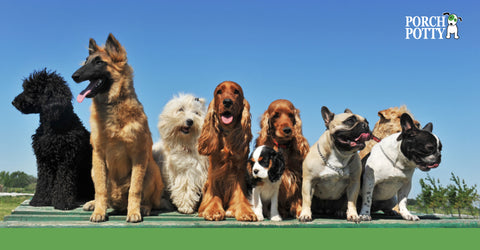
xmin=0 ymin=171 xmax=37 ymax=192
xmin=416 ymin=173 xmax=479 ymax=218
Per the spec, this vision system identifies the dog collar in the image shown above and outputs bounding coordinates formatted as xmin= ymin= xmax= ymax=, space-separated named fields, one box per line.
xmin=273 ymin=139 xmax=288 ymax=149
xmin=316 ymin=143 xmax=348 ymax=176
xmin=372 ymin=135 xmax=381 ymax=142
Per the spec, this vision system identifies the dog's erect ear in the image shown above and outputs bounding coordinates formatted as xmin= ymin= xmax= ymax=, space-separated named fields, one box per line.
xmin=443 ymin=12 xmax=450 ymax=16
xmin=344 ymin=108 xmax=352 ymax=114
xmin=105 ymin=33 xmax=127 ymax=63
xmin=422 ymin=122 xmax=433 ymax=133
xmin=89 ymin=39 xmax=98 ymax=55
xmin=321 ymin=106 xmax=335 ymax=128
xmin=378 ymin=109 xmax=389 ymax=121
xmin=268 ymin=150 xmax=285 ymax=183
xmin=397 ymin=113 xmax=418 ymax=141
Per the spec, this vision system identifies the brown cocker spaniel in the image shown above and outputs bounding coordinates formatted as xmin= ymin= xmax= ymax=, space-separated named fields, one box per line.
xmin=197 ymin=81 xmax=257 ymax=221
xmin=256 ymin=99 xmax=309 ymax=218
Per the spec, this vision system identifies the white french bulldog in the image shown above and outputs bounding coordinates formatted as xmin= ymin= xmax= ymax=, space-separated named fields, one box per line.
xmin=359 ymin=113 xmax=442 ymax=221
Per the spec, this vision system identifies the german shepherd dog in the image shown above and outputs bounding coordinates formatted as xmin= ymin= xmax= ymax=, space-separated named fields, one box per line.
xmin=72 ymin=34 xmax=164 ymax=223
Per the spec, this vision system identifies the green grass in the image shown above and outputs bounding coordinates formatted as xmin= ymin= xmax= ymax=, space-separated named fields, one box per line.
xmin=0 ymin=196 xmax=31 ymax=221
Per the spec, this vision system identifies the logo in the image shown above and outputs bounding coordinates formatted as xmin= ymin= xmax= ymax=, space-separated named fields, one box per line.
xmin=405 ymin=12 xmax=462 ymax=40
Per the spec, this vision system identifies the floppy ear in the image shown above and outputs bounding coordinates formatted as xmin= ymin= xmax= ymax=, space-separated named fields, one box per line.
xmin=240 ymin=98 xmax=253 ymax=145
xmin=268 ymin=150 xmax=285 ymax=183
xmin=458 ymin=17 xmax=462 ymax=21
xmin=89 ymin=38 xmax=99 ymax=55
xmin=293 ymin=108 xmax=310 ymax=158
xmin=443 ymin=12 xmax=450 ymax=16
xmin=321 ymin=106 xmax=335 ymax=128
xmin=397 ymin=113 xmax=418 ymax=141
xmin=198 ymin=100 xmax=220 ymax=155
xmin=256 ymin=109 xmax=271 ymax=147
xmin=422 ymin=122 xmax=433 ymax=133
xmin=105 ymin=33 xmax=127 ymax=63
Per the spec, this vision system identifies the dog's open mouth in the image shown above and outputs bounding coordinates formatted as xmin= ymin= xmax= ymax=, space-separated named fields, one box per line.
xmin=77 ymin=79 xmax=104 ymax=103
xmin=180 ymin=126 xmax=191 ymax=134
xmin=221 ymin=111 xmax=234 ymax=125
xmin=336 ymin=132 xmax=372 ymax=148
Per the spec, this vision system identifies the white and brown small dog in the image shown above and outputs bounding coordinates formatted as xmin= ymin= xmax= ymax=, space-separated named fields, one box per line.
xmin=152 ymin=93 xmax=208 ymax=214
xmin=299 ymin=107 xmax=371 ymax=222
xmin=247 ymin=146 xmax=285 ymax=221
xmin=359 ymin=113 xmax=442 ymax=221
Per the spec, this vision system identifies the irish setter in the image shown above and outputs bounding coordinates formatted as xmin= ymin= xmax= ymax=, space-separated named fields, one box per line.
xmin=256 ymin=99 xmax=309 ymax=218
xmin=197 ymin=81 xmax=257 ymax=221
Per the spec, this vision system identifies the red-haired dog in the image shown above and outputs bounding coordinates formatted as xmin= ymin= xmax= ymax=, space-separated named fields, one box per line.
xmin=197 ymin=81 xmax=257 ymax=221
xmin=256 ymin=99 xmax=309 ymax=218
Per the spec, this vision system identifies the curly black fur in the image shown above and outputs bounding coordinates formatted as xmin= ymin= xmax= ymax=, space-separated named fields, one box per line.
xmin=12 ymin=69 xmax=94 ymax=210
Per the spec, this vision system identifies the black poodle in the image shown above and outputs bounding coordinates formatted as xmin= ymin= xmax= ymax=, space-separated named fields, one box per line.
xmin=12 ymin=69 xmax=94 ymax=210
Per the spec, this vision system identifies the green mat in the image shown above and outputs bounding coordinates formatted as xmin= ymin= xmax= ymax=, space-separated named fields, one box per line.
xmin=1 ymin=199 xmax=479 ymax=228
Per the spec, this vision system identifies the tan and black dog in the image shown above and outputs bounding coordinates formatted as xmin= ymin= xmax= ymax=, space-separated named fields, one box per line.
xmin=299 ymin=107 xmax=371 ymax=222
xmin=72 ymin=34 xmax=164 ymax=223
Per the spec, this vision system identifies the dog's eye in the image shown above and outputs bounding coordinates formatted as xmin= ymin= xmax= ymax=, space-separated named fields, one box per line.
xmin=273 ymin=113 xmax=279 ymax=119
xmin=344 ymin=116 xmax=357 ymax=126
xmin=178 ymin=108 xmax=184 ymax=112
xmin=195 ymin=111 xmax=200 ymax=116
xmin=216 ymin=90 xmax=222 ymax=95
xmin=234 ymin=89 xmax=239 ymax=95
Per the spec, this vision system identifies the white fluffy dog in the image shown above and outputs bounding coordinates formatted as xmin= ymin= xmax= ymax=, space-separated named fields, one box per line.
xmin=152 ymin=94 xmax=208 ymax=214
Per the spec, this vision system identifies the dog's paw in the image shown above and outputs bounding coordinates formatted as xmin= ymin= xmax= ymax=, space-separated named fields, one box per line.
xmin=298 ymin=212 xmax=312 ymax=222
xmin=254 ymin=212 xmax=264 ymax=221
xmin=235 ymin=211 xmax=258 ymax=222
xmin=402 ymin=213 xmax=420 ymax=221
xmin=203 ymin=208 xmax=225 ymax=221
xmin=178 ymin=206 xmax=195 ymax=214
xmin=90 ymin=211 xmax=107 ymax=223
xmin=126 ymin=210 xmax=143 ymax=223
xmin=270 ymin=215 xmax=282 ymax=222
xmin=141 ymin=205 xmax=152 ymax=216
xmin=225 ymin=209 xmax=235 ymax=218
xmin=347 ymin=213 xmax=361 ymax=223
xmin=83 ymin=200 xmax=95 ymax=211
xmin=359 ymin=214 xmax=372 ymax=221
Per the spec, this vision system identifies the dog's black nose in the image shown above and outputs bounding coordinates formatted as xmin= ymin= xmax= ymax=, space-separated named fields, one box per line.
xmin=72 ymin=73 xmax=80 ymax=82
xmin=186 ymin=119 xmax=194 ymax=127
xmin=283 ymin=127 xmax=292 ymax=135
xmin=253 ymin=169 xmax=259 ymax=174
xmin=223 ymin=99 xmax=233 ymax=108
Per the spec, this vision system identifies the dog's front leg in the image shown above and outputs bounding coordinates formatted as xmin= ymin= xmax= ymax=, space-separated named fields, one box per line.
xmin=298 ymin=174 xmax=313 ymax=222
xmin=230 ymin=180 xmax=257 ymax=222
xmin=359 ymin=165 xmax=375 ymax=221
xmin=90 ymin=150 xmax=108 ymax=222
xmin=397 ymin=180 xmax=419 ymax=221
xmin=251 ymin=187 xmax=264 ymax=221
xmin=126 ymin=157 xmax=148 ymax=223
xmin=345 ymin=157 xmax=361 ymax=222
xmin=270 ymin=185 xmax=282 ymax=221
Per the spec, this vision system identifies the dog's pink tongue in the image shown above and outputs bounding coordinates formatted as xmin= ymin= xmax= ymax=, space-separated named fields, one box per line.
xmin=428 ymin=164 xmax=439 ymax=169
xmin=355 ymin=133 xmax=372 ymax=142
xmin=221 ymin=116 xmax=233 ymax=125
xmin=76 ymin=89 xmax=91 ymax=103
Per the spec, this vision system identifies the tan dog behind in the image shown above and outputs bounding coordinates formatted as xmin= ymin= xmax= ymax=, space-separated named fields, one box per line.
xmin=72 ymin=34 xmax=164 ymax=223
xmin=359 ymin=106 xmax=419 ymax=159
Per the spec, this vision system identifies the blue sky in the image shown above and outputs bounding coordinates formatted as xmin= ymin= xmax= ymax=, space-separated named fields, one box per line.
xmin=0 ymin=0 xmax=478 ymax=197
